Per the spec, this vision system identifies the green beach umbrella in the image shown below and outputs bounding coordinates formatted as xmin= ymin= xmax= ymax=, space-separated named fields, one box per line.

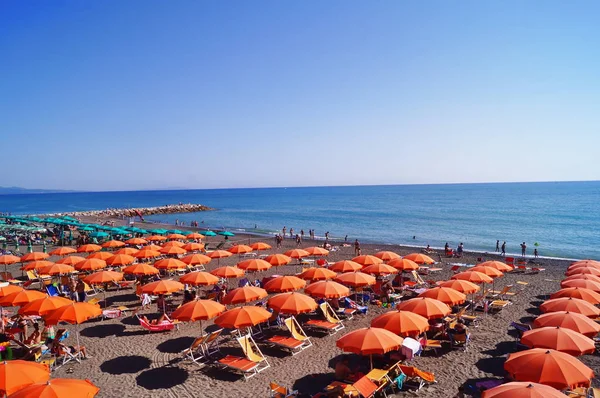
xmin=90 ymin=231 xmax=109 ymax=238
xmin=218 ymin=231 xmax=235 ymax=237
xmin=200 ymin=230 xmax=217 ymax=237
xmin=167 ymin=229 xmax=183 ymax=234
xmin=151 ymin=229 xmax=168 ymax=234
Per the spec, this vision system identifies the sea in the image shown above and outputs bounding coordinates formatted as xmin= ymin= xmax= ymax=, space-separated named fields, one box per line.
xmin=1 ymin=182 xmax=599 ymax=260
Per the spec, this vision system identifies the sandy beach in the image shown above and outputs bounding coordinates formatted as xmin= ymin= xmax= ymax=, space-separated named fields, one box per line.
xmin=2 ymin=218 xmax=598 ymax=398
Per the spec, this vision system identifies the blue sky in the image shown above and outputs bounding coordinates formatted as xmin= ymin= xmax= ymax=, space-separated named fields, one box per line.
xmin=1 ymin=1 xmax=599 ymax=191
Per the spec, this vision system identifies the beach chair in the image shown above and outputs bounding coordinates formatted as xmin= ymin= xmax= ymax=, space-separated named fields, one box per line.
xmin=181 ymin=335 xmax=209 ymax=365
xmin=46 ymin=284 xmax=60 ymax=297
xmin=83 ymin=282 xmax=98 ymax=297
xmin=397 ymin=365 xmax=436 ymax=392
xmin=410 ymin=271 xmax=428 ymax=287
xmin=136 ymin=314 xmax=177 ymax=333
xmin=489 ymin=285 xmax=517 ymax=300
xmin=306 ymin=302 xmax=344 ymax=335
xmin=418 ymin=336 xmax=442 ymax=355
xmin=450 ymin=332 xmax=470 ymax=351
xmin=344 ymin=297 xmax=367 ymax=315
xmin=487 ymin=300 xmax=511 ymax=313
xmin=218 ymin=333 xmax=270 ymax=380
xmin=269 ymin=381 xmax=298 ymax=398
xmin=201 ymin=328 xmax=223 ymax=356
xmin=267 ymin=316 xmax=312 ymax=355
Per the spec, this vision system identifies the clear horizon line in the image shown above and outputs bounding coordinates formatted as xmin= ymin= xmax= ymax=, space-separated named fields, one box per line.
xmin=4 ymin=179 xmax=600 ymax=195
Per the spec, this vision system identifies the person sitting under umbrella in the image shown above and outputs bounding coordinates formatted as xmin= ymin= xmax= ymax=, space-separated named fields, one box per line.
xmin=447 ymin=320 xmax=468 ymax=347
xmin=51 ymin=329 xmax=89 ymax=359
xmin=334 ymin=355 xmax=363 ymax=382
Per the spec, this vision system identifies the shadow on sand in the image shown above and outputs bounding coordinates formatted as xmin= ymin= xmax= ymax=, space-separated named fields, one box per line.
xmin=156 ymin=336 xmax=195 ymax=354
xmin=81 ymin=324 xmax=126 ymax=338
xmin=136 ymin=366 xmax=189 ymax=390
xmin=101 ymin=355 xmax=152 ymax=375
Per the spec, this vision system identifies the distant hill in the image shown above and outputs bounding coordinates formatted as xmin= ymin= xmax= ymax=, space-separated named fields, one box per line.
xmin=0 ymin=186 xmax=76 ymax=195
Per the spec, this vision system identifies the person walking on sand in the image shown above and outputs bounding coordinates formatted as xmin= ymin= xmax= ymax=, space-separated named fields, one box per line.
xmin=520 ymin=242 xmax=527 ymax=257
xmin=354 ymin=239 xmax=361 ymax=256
xmin=282 ymin=226 xmax=286 ymax=239
xmin=501 ymin=241 xmax=506 ymax=256
xmin=495 ymin=240 xmax=500 ymax=252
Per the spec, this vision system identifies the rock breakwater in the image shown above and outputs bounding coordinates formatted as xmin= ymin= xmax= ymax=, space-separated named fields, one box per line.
xmin=42 ymin=203 xmax=213 ymax=218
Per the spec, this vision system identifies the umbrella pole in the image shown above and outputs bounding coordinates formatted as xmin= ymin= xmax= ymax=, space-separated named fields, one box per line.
xmin=76 ymin=325 xmax=82 ymax=362
xmin=370 ymin=354 xmax=373 ymax=370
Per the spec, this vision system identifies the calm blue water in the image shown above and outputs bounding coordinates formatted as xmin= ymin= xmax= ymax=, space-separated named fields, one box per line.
xmin=1 ymin=182 xmax=599 ymax=260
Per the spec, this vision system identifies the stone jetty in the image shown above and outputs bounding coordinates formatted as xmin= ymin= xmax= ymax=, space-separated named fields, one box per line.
xmin=42 ymin=203 xmax=213 ymax=219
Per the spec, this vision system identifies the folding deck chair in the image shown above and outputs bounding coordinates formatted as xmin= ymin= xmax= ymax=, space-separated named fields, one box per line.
xmin=267 ymin=316 xmax=312 ymax=355
xmin=218 ymin=333 xmax=270 ymax=380
xmin=270 ymin=381 xmax=298 ymax=398
xmin=201 ymin=328 xmax=223 ymax=356
xmin=305 ymin=302 xmax=344 ymax=335
xmin=136 ymin=314 xmax=177 ymax=332
xmin=397 ymin=365 xmax=436 ymax=392
xmin=181 ymin=335 xmax=209 ymax=365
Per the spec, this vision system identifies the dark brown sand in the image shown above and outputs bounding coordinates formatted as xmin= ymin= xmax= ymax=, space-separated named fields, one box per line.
xmin=3 ymin=220 xmax=597 ymax=397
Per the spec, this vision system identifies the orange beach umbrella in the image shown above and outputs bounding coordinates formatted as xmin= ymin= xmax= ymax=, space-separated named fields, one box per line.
xmin=76 ymin=244 xmax=102 ymax=253
xmin=146 ymin=235 xmax=167 ymax=241
xmin=250 ymin=242 xmax=271 ymax=251
xmin=533 ymin=311 xmax=600 ymax=338
xmin=0 ymin=254 xmax=21 ymax=265
xmin=550 ymin=287 xmax=600 ymax=305
xmin=387 ymin=258 xmax=419 ymax=272
xmin=122 ymin=263 xmax=159 ymax=276
xmin=167 ymin=233 xmax=186 ymax=240
xmin=362 ymin=263 xmax=398 ymax=276
xmin=330 ymin=260 xmax=362 ymax=273
xmin=0 ymin=360 xmax=50 ymax=396
xmin=0 ymin=285 xmax=23 ymax=298
xmin=374 ymin=251 xmax=401 ymax=262
xmin=179 ymin=271 xmax=219 ymax=286
xmin=370 ymin=310 xmax=430 ymax=337
xmin=521 ymin=327 xmax=595 ymax=356
xmin=114 ymin=248 xmax=138 ymax=256
xmin=20 ymin=252 xmax=49 ymax=262
xmin=19 ymin=296 xmax=73 ymax=316
xmin=304 ymin=247 xmax=329 ymax=256
xmin=49 ymin=247 xmax=77 ymax=256
xmin=396 ymin=297 xmax=451 ymax=319
xmin=21 ymin=260 xmax=54 ymax=271
xmin=263 ymin=275 xmax=306 ymax=293
xmin=44 ymin=302 xmax=102 ymax=325
xmin=228 ymin=245 xmax=253 ymax=255
xmin=222 ymin=286 xmax=268 ymax=305
xmin=154 ymin=258 xmax=187 ymax=270
xmin=40 ymin=263 xmax=75 ymax=276
xmin=237 ymin=259 xmax=272 ymax=273
xmin=563 ymin=274 xmax=600 ymax=284
xmin=298 ymin=267 xmax=337 ymax=281
xmin=55 ymin=256 xmax=86 ymax=266
xmin=403 ymin=253 xmax=435 ymax=265
xmin=126 ymin=238 xmax=147 ymax=245
xmin=87 ymin=251 xmax=113 ymax=261
xmin=284 ymin=249 xmax=310 ymax=259
xmin=438 ymin=279 xmax=481 ymax=294
xmin=452 ymin=271 xmax=493 ymax=284
xmin=74 ymin=258 xmax=107 ymax=272
xmin=162 ymin=241 xmax=183 ymax=249
xmin=141 ymin=280 xmax=184 ymax=295
xmin=207 ymin=250 xmax=232 ymax=266
xmin=214 ymin=306 xmax=272 ymax=329
xmin=477 ymin=260 xmax=513 ymax=272
xmin=267 ymin=292 xmax=318 ymax=314
xmin=481 ymin=381 xmax=569 ymax=398
xmin=504 ymin=348 xmax=594 ymax=389
xmin=171 ymin=299 xmax=226 ymax=322
xmin=565 ymin=267 xmax=600 ymax=277
xmin=9 ymin=378 xmax=100 ymax=398
xmin=211 ymin=266 xmax=244 ymax=279
xmin=160 ymin=246 xmax=187 ymax=256
xmin=335 ymin=272 xmax=376 ymax=287
xmin=569 ymin=259 xmax=600 ymax=268
xmin=418 ymin=287 xmax=467 ymax=305
xmin=264 ymin=254 xmax=291 ymax=266
xmin=134 ymin=249 xmax=161 ymax=259
xmin=305 ymin=280 xmax=350 ymax=299
xmin=540 ymin=297 xmax=600 ymax=317
xmin=84 ymin=270 xmax=123 ymax=285
xmin=182 ymin=242 xmax=204 ymax=252
xmin=0 ymin=290 xmax=47 ymax=307
xmin=101 ymin=240 xmax=125 ymax=249
xmin=470 ymin=266 xmax=504 ymax=278
xmin=352 ymin=255 xmax=383 ymax=266
xmin=336 ymin=327 xmax=404 ymax=355
xmin=186 ymin=233 xmax=204 ymax=240
xmin=181 ymin=253 xmax=211 ymax=266
xmin=561 ymin=278 xmax=600 ymax=292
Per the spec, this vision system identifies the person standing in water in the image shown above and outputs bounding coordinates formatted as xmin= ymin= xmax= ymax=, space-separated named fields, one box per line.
xmin=501 ymin=241 xmax=506 ymax=256
xmin=520 ymin=242 xmax=527 ymax=257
